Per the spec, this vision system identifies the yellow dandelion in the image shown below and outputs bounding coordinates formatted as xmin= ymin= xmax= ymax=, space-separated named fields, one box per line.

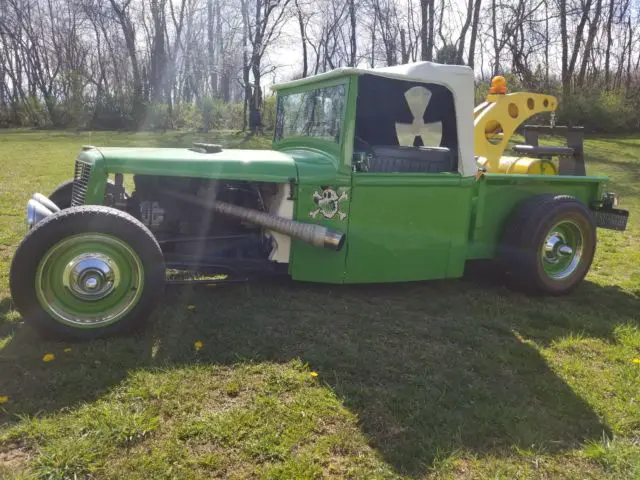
xmin=187 ymin=305 xmax=196 ymax=312
xmin=194 ymin=341 xmax=204 ymax=352
xmin=0 ymin=396 xmax=8 ymax=404
xmin=42 ymin=353 xmax=55 ymax=362
xmin=310 ymin=371 xmax=319 ymax=378
xmin=632 ymin=358 xmax=640 ymax=364
xmin=64 ymin=348 xmax=72 ymax=353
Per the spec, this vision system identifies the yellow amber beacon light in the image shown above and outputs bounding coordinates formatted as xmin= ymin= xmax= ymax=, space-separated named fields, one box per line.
xmin=489 ymin=76 xmax=507 ymax=95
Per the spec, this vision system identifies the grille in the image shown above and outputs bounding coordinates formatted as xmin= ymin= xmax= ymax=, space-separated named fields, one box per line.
xmin=71 ymin=160 xmax=92 ymax=206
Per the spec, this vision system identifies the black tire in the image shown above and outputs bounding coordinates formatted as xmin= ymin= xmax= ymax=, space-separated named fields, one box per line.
xmin=499 ymin=194 xmax=596 ymax=295
xmin=10 ymin=206 xmax=165 ymax=340
xmin=48 ymin=179 xmax=75 ymax=209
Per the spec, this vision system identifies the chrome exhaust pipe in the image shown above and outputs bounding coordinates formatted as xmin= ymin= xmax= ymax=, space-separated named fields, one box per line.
xmin=213 ymin=200 xmax=345 ymax=250
xmin=163 ymin=190 xmax=345 ymax=251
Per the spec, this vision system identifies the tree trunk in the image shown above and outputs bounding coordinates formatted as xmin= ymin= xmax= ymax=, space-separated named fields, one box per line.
xmin=456 ymin=0 xmax=474 ymax=64
xmin=295 ymin=0 xmax=308 ymax=77
xmin=437 ymin=0 xmax=446 ymax=47
xmin=370 ymin=14 xmax=376 ymax=66
xmin=150 ymin=0 xmax=166 ymax=102
xmin=565 ymin=0 xmax=593 ymax=94
xmin=420 ymin=0 xmax=433 ymax=60
xmin=467 ymin=0 xmax=482 ymax=69
xmin=544 ymin=0 xmax=549 ymax=87
xmin=207 ymin=0 xmax=216 ymax=96
xmin=492 ymin=0 xmax=499 ymax=74
xmin=577 ymin=0 xmax=603 ymax=87
xmin=427 ymin=0 xmax=434 ymax=61
xmin=348 ymin=0 xmax=356 ymax=66
xmin=249 ymin=0 xmax=263 ymax=131
xmin=109 ymin=0 xmax=145 ymax=126
xmin=559 ymin=0 xmax=569 ymax=95
xmin=604 ymin=0 xmax=615 ymax=88
xmin=625 ymin=16 xmax=632 ymax=92
xmin=241 ymin=0 xmax=250 ymax=130
xmin=400 ymin=29 xmax=410 ymax=63
xmin=215 ymin=0 xmax=223 ymax=96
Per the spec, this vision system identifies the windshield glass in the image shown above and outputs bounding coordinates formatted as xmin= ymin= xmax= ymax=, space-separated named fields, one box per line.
xmin=275 ymin=84 xmax=346 ymax=143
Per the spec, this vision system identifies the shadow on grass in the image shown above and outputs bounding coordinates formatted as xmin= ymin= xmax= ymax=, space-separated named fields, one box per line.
xmin=1 ymin=277 xmax=635 ymax=475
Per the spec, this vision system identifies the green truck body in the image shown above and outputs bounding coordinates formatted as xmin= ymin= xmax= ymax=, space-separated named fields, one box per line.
xmin=76 ymin=143 xmax=606 ymax=284
xmin=9 ymin=61 xmax=628 ymax=340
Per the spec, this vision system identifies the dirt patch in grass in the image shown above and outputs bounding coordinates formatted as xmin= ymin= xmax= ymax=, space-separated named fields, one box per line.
xmin=0 ymin=443 xmax=31 ymax=471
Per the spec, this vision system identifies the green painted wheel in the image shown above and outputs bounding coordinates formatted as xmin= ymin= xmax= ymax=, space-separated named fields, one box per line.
xmin=35 ymin=234 xmax=144 ymax=328
xmin=10 ymin=205 xmax=165 ymax=340
xmin=540 ymin=220 xmax=584 ymax=280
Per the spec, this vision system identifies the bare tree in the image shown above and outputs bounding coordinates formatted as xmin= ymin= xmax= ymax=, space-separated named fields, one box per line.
xmin=241 ymin=0 xmax=291 ymax=130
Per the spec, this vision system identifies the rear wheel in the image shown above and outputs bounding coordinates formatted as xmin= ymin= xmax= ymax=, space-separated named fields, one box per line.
xmin=10 ymin=206 xmax=165 ymax=340
xmin=499 ymin=194 xmax=596 ymax=295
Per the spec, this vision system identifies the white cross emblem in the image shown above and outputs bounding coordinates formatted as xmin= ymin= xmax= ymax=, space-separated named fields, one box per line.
xmin=395 ymin=86 xmax=443 ymax=147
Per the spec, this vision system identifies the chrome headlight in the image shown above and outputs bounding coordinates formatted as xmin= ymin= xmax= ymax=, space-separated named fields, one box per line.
xmin=26 ymin=195 xmax=56 ymax=229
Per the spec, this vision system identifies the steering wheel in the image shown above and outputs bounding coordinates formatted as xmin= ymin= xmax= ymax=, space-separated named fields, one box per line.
xmin=352 ymin=136 xmax=377 ymax=172
xmin=354 ymin=135 xmax=375 ymax=156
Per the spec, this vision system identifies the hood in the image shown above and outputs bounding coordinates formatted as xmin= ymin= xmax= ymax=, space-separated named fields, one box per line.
xmin=93 ymin=146 xmax=297 ymax=183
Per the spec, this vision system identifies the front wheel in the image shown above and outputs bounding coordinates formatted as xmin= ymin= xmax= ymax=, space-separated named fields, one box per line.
xmin=499 ymin=194 xmax=596 ymax=295
xmin=10 ymin=206 xmax=165 ymax=340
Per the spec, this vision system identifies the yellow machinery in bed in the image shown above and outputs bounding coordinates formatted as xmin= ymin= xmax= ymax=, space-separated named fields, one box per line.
xmin=474 ymin=76 xmax=586 ymax=176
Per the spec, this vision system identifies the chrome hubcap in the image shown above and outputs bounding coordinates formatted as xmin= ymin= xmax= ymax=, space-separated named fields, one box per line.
xmin=63 ymin=253 xmax=120 ymax=301
xmin=558 ymin=245 xmax=573 ymax=256
xmin=543 ymin=234 xmax=574 ymax=261
xmin=541 ymin=221 xmax=584 ymax=280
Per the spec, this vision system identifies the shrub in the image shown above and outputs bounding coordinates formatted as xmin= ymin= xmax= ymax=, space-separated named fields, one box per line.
xmin=90 ymin=94 xmax=137 ymax=130
xmin=556 ymin=90 xmax=638 ymax=133
xmin=172 ymin=103 xmax=202 ymax=130
xmin=198 ymin=97 xmax=245 ymax=131
xmin=144 ymin=102 xmax=171 ymax=131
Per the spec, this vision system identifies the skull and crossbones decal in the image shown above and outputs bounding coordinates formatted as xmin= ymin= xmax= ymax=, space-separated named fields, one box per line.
xmin=309 ymin=187 xmax=348 ymax=221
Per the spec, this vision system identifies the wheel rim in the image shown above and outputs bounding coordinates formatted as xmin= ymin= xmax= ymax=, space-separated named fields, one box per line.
xmin=540 ymin=220 xmax=584 ymax=280
xmin=35 ymin=233 xmax=144 ymax=328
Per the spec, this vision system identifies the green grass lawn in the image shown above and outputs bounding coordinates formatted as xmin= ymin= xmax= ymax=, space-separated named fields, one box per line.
xmin=0 ymin=129 xmax=638 ymax=479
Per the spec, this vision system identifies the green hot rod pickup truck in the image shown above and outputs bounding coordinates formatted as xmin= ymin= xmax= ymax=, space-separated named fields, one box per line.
xmin=10 ymin=61 xmax=629 ymax=339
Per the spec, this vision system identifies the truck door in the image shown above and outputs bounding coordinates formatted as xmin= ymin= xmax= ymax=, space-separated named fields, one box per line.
xmin=344 ymin=75 xmax=474 ymax=283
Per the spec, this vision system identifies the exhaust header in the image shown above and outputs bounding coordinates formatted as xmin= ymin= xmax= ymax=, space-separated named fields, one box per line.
xmin=164 ymin=190 xmax=345 ymax=251
xmin=213 ymin=200 xmax=345 ymax=250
